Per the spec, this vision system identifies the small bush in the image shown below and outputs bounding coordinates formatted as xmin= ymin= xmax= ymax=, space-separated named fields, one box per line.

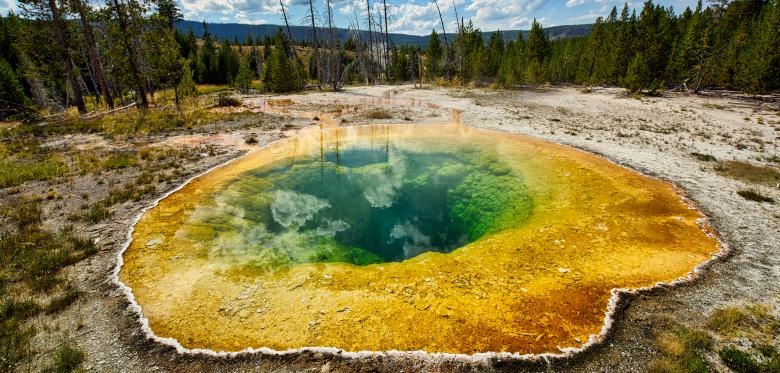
xmin=82 ymin=204 xmax=109 ymax=223
xmin=691 ymin=152 xmax=717 ymax=162
xmin=365 ymin=110 xmax=393 ymax=120
xmin=47 ymin=344 xmax=85 ymax=373
xmin=102 ymin=152 xmax=136 ymax=170
xmin=719 ymin=348 xmax=760 ymax=373
xmin=216 ymin=94 xmax=243 ymax=107
xmin=737 ymin=189 xmax=774 ymax=203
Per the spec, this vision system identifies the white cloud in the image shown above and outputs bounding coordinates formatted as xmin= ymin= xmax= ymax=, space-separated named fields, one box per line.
xmin=180 ymin=0 xmax=287 ymax=23
xmin=571 ymin=11 xmax=600 ymax=21
xmin=387 ymin=2 xmax=440 ymax=34
xmin=566 ymin=0 xmax=586 ymax=8
xmin=465 ymin=0 xmax=548 ymax=30
xmin=1 ymin=0 xmax=18 ymax=14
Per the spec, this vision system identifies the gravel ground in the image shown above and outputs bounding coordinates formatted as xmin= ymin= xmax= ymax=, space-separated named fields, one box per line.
xmin=8 ymin=85 xmax=779 ymax=372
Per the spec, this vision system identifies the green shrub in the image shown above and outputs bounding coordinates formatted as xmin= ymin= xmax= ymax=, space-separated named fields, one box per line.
xmin=719 ymin=348 xmax=760 ymax=373
xmin=102 ymin=152 xmax=137 ymax=170
xmin=47 ymin=344 xmax=85 ymax=373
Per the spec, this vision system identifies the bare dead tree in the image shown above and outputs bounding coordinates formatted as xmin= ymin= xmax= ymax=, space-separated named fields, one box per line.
xmin=251 ymin=21 xmax=264 ymax=79
xmin=305 ymin=0 xmax=322 ymax=88
xmin=71 ymin=0 xmax=113 ymax=109
xmin=325 ymin=0 xmax=340 ymax=90
xmin=382 ymin=0 xmax=390 ymax=80
xmin=432 ymin=0 xmax=452 ymax=79
xmin=365 ymin=0 xmax=375 ymax=83
xmin=279 ymin=0 xmax=296 ymax=59
xmin=350 ymin=11 xmax=369 ymax=84
xmin=453 ymin=4 xmax=464 ymax=79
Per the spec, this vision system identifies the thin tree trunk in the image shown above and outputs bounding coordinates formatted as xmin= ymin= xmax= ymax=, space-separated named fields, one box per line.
xmin=279 ymin=0 xmax=295 ymax=59
xmin=365 ymin=0 xmax=374 ymax=83
xmin=49 ymin=0 xmax=86 ymax=113
xmin=73 ymin=0 xmax=113 ymax=109
xmin=382 ymin=0 xmax=389 ymax=80
xmin=112 ymin=0 xmax=148 ymax=109
xmin=325 ymin=0 xmax=339 ymax=90
xmin=306 ymin=0 xmax=322 ymax=89
xmin=433 ymin=0 xmax=450 ymax=79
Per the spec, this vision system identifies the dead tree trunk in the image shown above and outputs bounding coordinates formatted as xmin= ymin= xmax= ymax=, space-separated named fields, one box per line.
xmin=325 ymin=0 xmax=340 ymax=90
xmin=382 ymin=0 xmax=389 ymax=80
xmin=112 ymin=0 xmax=148 ymax=109
xmin=279 ymin=0 xmax=295 ymax=59
xmin=49 ymin=0 xmax=86 ymax=113
xmin=433 ymin=0 xmax=450 ymax=80
xmin=73 ymin=0 xmax=113 ymax=109
xmin=365 ymin=0 xmax=374 ymax=83
xmin=306 ymin=0 xmax=322 ymax=89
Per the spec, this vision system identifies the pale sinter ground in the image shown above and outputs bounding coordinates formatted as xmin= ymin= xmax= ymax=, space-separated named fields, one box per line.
xmin=7 ymin=85 xmax=778 ymax=372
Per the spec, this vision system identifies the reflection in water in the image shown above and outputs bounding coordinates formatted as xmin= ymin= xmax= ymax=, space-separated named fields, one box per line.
xmin=120 ymin=122 xmax=719 ymax=355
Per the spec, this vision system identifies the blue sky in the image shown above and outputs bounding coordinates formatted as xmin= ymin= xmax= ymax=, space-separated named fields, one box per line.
xmin=1 ymin=0 xmax=700 ymax=35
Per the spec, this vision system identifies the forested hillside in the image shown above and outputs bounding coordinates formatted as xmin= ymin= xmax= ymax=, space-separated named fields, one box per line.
xmin=0 ymin=0 xmax=778 ymax=121
xmin=173 ymin=20 xmax=593 ymax=48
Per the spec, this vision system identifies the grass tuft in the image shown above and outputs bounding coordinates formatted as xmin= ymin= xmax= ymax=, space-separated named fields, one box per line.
xmin=650 ymin=325 xmax=712 ymax=373
xmin=365 ymin=110 xmax=393 ymax=120
xmin=216 ymin=94 xmax=243 ymax=107
xmin=737 ymin=189 xmax=774 ymax=203
xmin=716 ymin=161 xmax=780 ymax=186
xmin=0 ymin=159 xmax=67 ymax=188
xmin=46 ymin=344 xmax=85 ymax=373
xmin=44 ymin=287 xmax=81 ymax=315
xmin=691 ymin=152 xmax=717 ymax=162
xmin=719 ymin=348 xmax=760 ymax=373
xmin=102 ymin=152 xmax=137 ymax=170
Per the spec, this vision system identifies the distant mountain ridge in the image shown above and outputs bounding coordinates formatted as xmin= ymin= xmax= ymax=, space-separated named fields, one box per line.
xmin=175 ymin=20 xmax=593 ymax=48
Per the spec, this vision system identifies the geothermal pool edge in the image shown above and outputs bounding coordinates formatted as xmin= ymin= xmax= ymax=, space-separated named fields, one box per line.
xmin=110 ymin=121 xmax=728 ymax=363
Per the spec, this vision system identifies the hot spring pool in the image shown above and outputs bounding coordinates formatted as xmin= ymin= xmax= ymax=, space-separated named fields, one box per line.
xmin=119 ymin=122 xmax=718 ymax=355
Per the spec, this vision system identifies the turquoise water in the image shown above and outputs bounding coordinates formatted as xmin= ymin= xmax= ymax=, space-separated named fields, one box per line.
xmin=186 ymin=143 xmax=534 ymax=270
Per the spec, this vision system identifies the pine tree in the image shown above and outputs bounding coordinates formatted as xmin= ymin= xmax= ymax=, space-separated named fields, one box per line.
xmin=217 ymin=39 xmax=240 ymax=83
xmin=623 ymin=53 xmax=650 ymax=92
xmin=484 ymin=31 xmax=505 ymax=77
xmin=198 ymin=30 xmax=218 ymax=83
xmin=153 ymin=0 xmax=182 ymax=29
xmin=733 ymin=0 xmax=780 ymax=94
xmin=262 ymin=36 xmax=300 ymax=93
xmin=234 ymin=55 xmax=254 ymax=93
xmin=425 ymin=30 xmax=443 ymax=80
xmin=178 ymin=60 xmax=197 ymax=99
xmin=0 ymin=57 xmax=28 ymax=117
xmin=525 ymin=19 xmax=550 ymax=65
xmin=524 ymin=19 xmax=550 ymax=84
